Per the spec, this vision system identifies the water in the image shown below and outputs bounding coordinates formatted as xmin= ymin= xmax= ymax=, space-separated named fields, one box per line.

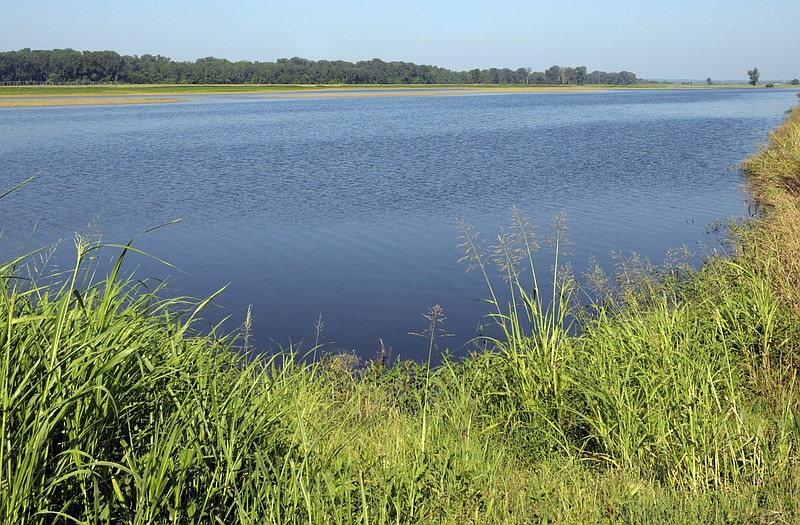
xmin=1 ymin=88 xmax=798 ymax=361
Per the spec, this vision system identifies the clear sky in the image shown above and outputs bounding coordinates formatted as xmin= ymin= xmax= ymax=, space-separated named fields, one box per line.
xmin=1 ymin=1 xmax=798 ymax=81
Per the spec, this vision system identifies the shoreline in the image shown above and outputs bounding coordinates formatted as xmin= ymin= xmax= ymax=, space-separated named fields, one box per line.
xmin=0 ymin=82 xmax=778 ymax=107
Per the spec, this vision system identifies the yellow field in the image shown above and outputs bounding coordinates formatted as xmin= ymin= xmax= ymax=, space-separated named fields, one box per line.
xmin=0 ymin=83 xmax=765 ymax=107
xmin=0 ymin=84 xmax=612 ymax=107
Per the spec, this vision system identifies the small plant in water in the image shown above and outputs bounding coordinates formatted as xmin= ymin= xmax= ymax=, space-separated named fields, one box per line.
xmin=457 ymin=207 xmax=576 ymax=357
xmin=456 ymin=208 xmax=579 ymax=454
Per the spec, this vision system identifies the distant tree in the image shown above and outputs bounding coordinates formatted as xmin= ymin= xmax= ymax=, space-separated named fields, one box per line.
xmin=529 ymin=71 xmax=546 ymax=84
xmin=572 ymin=66 xmax=587 ymax=85
xmin=48 ymin=48 xmax=82 ymax=82
xmin=747 ymin=67 xmax=760 ymax=86
xmin=791 ymin=79 xmax=799 ymax=85
xmin=83 ymin=50 xmax=124 ymax=82
xmin=560 ymin=67 xmax=573 ymax=85
xmin=607 ymin=71 xmax=638 ymax=85
xmin=545 ymin=65 xmax=562 ymax=84
xmin=586 ymin=70 xmax=609 ymax=84
xmin=468 ymin=68 xmax=482 ymax=84
xmin=706 ymin=77 xmax=713 ymax=85
xmin=0 ymin=48 xmax=645 ymax=88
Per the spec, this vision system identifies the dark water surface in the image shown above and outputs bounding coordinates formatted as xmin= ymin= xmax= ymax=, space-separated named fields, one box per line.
xmin=1 ymin=88 xmax=798 ymax=361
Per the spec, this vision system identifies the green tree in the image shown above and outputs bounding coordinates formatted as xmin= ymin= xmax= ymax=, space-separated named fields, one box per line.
xmin=560 ymin=67 xmax=573 ymax=84
xmin=545 ymin=65 xmax=562 ymax=84
xmin=586 ymin=70 xmax=609 ymax=84
xmin=572 ymin=66 xmax=587 ymax=85
xmin=747 ymin=66 xmax=760 ymax=86
xmin=529 ymin=71 xmax=546 ymax=84
xmin=608 ymin=71 xmax=637 ymax=85
xmin=0 ymin=48 xmax=645 ymax=87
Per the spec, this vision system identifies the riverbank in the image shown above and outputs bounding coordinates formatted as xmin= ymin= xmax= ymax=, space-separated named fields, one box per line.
xmin=1 ymin=104 xmax=798 ymax=523
xmin=0 ymin=82 xmax=774 ymax=107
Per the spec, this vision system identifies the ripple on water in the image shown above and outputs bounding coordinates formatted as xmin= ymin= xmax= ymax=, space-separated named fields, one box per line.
xmin=0 ymin=88 xmax=797 ymax=360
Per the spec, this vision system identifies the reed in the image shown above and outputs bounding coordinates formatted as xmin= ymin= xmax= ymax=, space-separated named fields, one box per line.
xmin=0 ymin=206 xmax=530 ymax=522
xmin=740 ymin=104 xmax=800 ymax=311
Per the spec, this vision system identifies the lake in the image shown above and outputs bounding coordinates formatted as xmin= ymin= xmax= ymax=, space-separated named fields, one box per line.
xmin=1 ymin=88 xmax=798 ymax=362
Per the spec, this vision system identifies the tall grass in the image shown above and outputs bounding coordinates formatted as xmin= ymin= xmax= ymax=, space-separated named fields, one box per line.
xmin=455 ymin=209 xmax=578 ymax=457
xmin=455 ymin=205 xmax=799 ymax=488
xmin=0 ymin=234 xmax=298 ymax=523
xmin=740 ymin=104 xmax=800 ymax=311
xmin=0 ymin=200 xmax=534 ymax=522
xmin=576 ymin=257 xmax=799 ymax=485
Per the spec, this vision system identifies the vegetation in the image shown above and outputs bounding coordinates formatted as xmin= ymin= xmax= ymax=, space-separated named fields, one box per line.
xmin=3 ymin=83 xmax=757 ymax=110
xmin=748 ymin=66 xmax=760 ymax=86
xmin=0 ymin=48 xmax=644 ymax=86
xmin=2 ymin=101 xmax=800 ymax=522
xmin=740 ymin=103 xmax=800 ymax=310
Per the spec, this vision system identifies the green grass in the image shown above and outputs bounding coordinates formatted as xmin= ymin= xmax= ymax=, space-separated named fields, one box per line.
xmin=2 ymin=103 xmax=800 ymax=523
xmin=0 ymin=84 xmax=333 ymax=96
xmin=740 ymin=104 xmax=800 ymax=310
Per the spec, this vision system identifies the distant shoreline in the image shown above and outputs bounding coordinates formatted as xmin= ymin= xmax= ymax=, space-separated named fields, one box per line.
xmin=0 ymin=83 xmax=775 ymax=108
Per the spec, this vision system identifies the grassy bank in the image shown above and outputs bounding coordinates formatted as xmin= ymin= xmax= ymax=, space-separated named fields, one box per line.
xmin=2 ymin=106 xmax=800 ymax=523
xmin=0 ymin=84 xmax=333 ymax=96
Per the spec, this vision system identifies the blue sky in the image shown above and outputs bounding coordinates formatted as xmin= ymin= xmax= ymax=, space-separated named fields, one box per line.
xmin=1 ymin=1 xmax=798 ymax=80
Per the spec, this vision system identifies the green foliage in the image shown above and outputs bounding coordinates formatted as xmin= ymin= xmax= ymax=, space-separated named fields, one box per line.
xmin=740 ymin=106 xmax=800 ymax=310
xmin=0 ymin=48 xmax=643 ymax=86
xmin=748 ymin=66 xmax=760 ymax=86
xmin=575 ymin=257 xmax=799 ymax=483
xmin=0 ymin=233 xmax=296 ymax=523
xmin=456 ymin=208 xmax=800 ymax=480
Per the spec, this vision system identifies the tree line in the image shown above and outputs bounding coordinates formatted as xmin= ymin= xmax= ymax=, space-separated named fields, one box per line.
xmin=0 ymin=48 xmax=645 ymax=86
